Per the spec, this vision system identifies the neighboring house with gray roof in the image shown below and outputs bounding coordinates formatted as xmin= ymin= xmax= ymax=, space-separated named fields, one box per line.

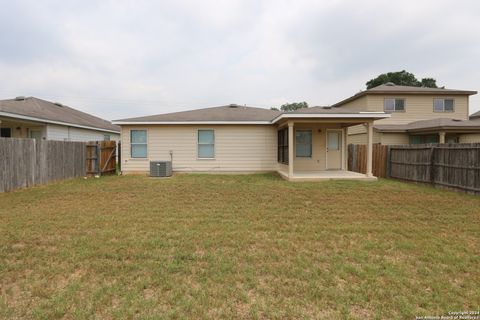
xmin=470 ymin=110 xmax=480 ymax=120
xmin=0 ymin=96 xmax=120 ymax=142
xmin=333 ymin=83 xmax=479 ymax=144
xmin=113 ymin=104 xmax=389 ymax=180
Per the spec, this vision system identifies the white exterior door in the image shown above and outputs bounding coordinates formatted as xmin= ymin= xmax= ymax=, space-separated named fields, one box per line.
xmin=326 ymin=130 xmax=342 ymax=170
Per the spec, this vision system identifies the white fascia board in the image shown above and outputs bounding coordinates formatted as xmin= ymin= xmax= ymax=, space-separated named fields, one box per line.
xmin=0 ymin=111 xmax=120 ymax=134
xmin=112 ymin=120 xmax=272 ymax=125
xmin=271 ymin=113 xmax=391 ymax=123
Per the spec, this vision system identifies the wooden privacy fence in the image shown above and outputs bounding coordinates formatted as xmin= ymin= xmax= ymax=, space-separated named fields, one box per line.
xmin=0 ymin=138 xmax=86 ymax=192
xmin=389 ymin=143 xmax=480 ymax=194
xmin=86 ymin=140 xmax=117 ymax=176
xmin=349 ymin=143 xmax=480 ymax=195
xmin=348 ymin=144 xmax=389 ymax=178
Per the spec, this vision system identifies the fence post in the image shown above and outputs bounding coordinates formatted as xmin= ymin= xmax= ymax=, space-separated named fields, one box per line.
xmin=386 ymin=146 xmax=391 ymax=178
xmin=95 ymin=142 xmax=100 ymax=176
xmin=118 ymin=141 xmax=121 ymax=174
xmin=430 ymin=146 xmax=436 ymax=185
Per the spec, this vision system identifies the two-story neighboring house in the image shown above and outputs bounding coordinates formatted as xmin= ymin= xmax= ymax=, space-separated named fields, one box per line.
xmin=333 ymin=83 xmax=479 ymax=144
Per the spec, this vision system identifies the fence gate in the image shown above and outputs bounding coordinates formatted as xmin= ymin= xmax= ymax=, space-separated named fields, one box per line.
xmin=348 ymin=144 xmax=389 ymax=178
xmin=86 ymin=140 xmax=117 ymax=176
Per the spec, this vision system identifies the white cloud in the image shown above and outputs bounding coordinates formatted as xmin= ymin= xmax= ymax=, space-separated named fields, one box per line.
xmin=0 ymin=0 xmax=479 ymax=120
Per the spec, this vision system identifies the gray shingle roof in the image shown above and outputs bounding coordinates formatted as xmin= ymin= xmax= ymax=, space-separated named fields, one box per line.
xmin=375 ymin=118 xmax=480 ymax=132
xmin=285 ymin=106 xmax=369 ymax=114
xmin=115 ymin=104 xmax=281 ymax=122
xmin=333 ymin=84 xmax=477 ymax=108
xmin=114 ymin=104 xmax=381 ymax=123
xmin=367 ymin=84 xmax=477 ymax=94
xmin=0 ymin=97 xmax=120 ymax=132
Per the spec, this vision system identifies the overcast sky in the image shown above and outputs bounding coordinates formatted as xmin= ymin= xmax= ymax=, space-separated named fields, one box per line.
xmin=1 ymin=0 xmax=479 ymax=120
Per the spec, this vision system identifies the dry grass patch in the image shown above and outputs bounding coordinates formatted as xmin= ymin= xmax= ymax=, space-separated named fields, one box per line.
xmin=0 ymin=173 xmax=479 ymax=319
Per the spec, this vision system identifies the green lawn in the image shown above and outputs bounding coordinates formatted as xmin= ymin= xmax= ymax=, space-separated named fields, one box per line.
xmin=0 ymin=174 xmax=479 ymax=319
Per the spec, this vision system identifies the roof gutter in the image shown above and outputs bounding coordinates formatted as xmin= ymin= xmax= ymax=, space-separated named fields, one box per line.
xmin=0 ymin=111 xmax=120 ymax=134
xmin=113 ymin=113 xmax=390 ymax=126
xmin=112 ymin=120 xmax=273 ymax=125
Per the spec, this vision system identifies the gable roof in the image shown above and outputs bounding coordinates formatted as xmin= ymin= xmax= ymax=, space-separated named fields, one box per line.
xmin=115 ymin=104 xmax=281 ymax=123
xmin=333 ymin=84 xmax=477 ymax=108
xmin=0 ymin=97 xmax=120 ymax=133
xmin=375 ymin=118 xmax=480 ymax=133
xmin=114 ymin=104 xmax=390 ymax=125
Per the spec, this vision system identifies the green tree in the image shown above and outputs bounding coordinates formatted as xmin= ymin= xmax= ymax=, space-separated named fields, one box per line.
xmin=366 ymin=70 xmax=438 ymax=89
xmin=420 ymin=78 xmax=438 ymax=88
xmin=279 ymin=102 xmax=308 ymax=112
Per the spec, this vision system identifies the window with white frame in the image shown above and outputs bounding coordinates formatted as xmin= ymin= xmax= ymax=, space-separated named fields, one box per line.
xmin=384 ymin=98 xmax=405 ymax=112
xmin=295 ymin=130 xmax=312 ymax=157
xmin=130 ymin=130 xmax=147 ymax=158
xmin=434 ymin=98 xmax=454 ymax=112
xmin=198 ymin=129 xmax=215 ymax=158
xmin=277 ymin=128 xmax=289 ymax=164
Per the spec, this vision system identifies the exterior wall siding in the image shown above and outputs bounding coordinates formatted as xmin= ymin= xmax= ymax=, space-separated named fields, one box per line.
xmin=346 ymin=131 xmax=381 ymax=145
xmin=334 ymin=95 xmax=368 ymax=111
xmin=367 ymin=94 xmax=469 ymax=124
xmin=343 ymin=94 xmax=472 ymax=145
xmin=0 ymin=118 xmax=46 ymax=138
xmin=121 ymin=125 xmax=278 ymax=173
xmin=380 ymin=132 xmax=409 ymax=145
xmin=292 ymin=123 xmax=343 ymax=171
xmin=459 ymin=133 xmax=480 ymax=143
xmin=46 ymin=124 xmax=119 ymax=142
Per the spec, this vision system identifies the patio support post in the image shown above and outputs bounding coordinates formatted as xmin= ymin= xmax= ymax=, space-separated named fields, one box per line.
xmin=342 ymin=127 xmax=347 ymax=170
xmin=439 ymin=131 xmax=446 ymax=144
xmin=366 ymin=121 xmax=373 ymax=177
xmin=288 ymin=121 xmax=294 ymax=178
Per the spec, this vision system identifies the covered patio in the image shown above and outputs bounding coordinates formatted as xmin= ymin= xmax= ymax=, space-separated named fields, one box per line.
xmin=277 ymin=169 xmax=376 ymax=181
xmin=272 ymin=109 xmax=389 ymax=181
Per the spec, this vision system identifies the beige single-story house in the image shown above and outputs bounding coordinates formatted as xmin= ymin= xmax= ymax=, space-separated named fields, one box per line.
xmin=333 ymin=84 xmax=480 ymax=145
xmin=0 ymin=96 xmax=120 ymax=141
xmin=113 ymin=105 xmax=389 ymax=181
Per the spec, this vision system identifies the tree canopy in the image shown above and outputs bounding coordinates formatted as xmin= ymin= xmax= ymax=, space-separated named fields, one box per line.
xmin=271 ymin=101 xmax=309 ymax=112
xmin=366 ymin=70 xmax=438 ymax=89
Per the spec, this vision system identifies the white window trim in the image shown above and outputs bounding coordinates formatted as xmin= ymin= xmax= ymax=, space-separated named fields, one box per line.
xmin=197 ymin=129 xmax=215 ymax=160
xmin=384 ymin=98 xmax=406 ymax=113
xmin=130 ymin=129 xmax=148 ymax=159
xmin=295 ymin=129 xmax=313 ymax=158
xmin=433 ymin=98 xmax=455 ymax=113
